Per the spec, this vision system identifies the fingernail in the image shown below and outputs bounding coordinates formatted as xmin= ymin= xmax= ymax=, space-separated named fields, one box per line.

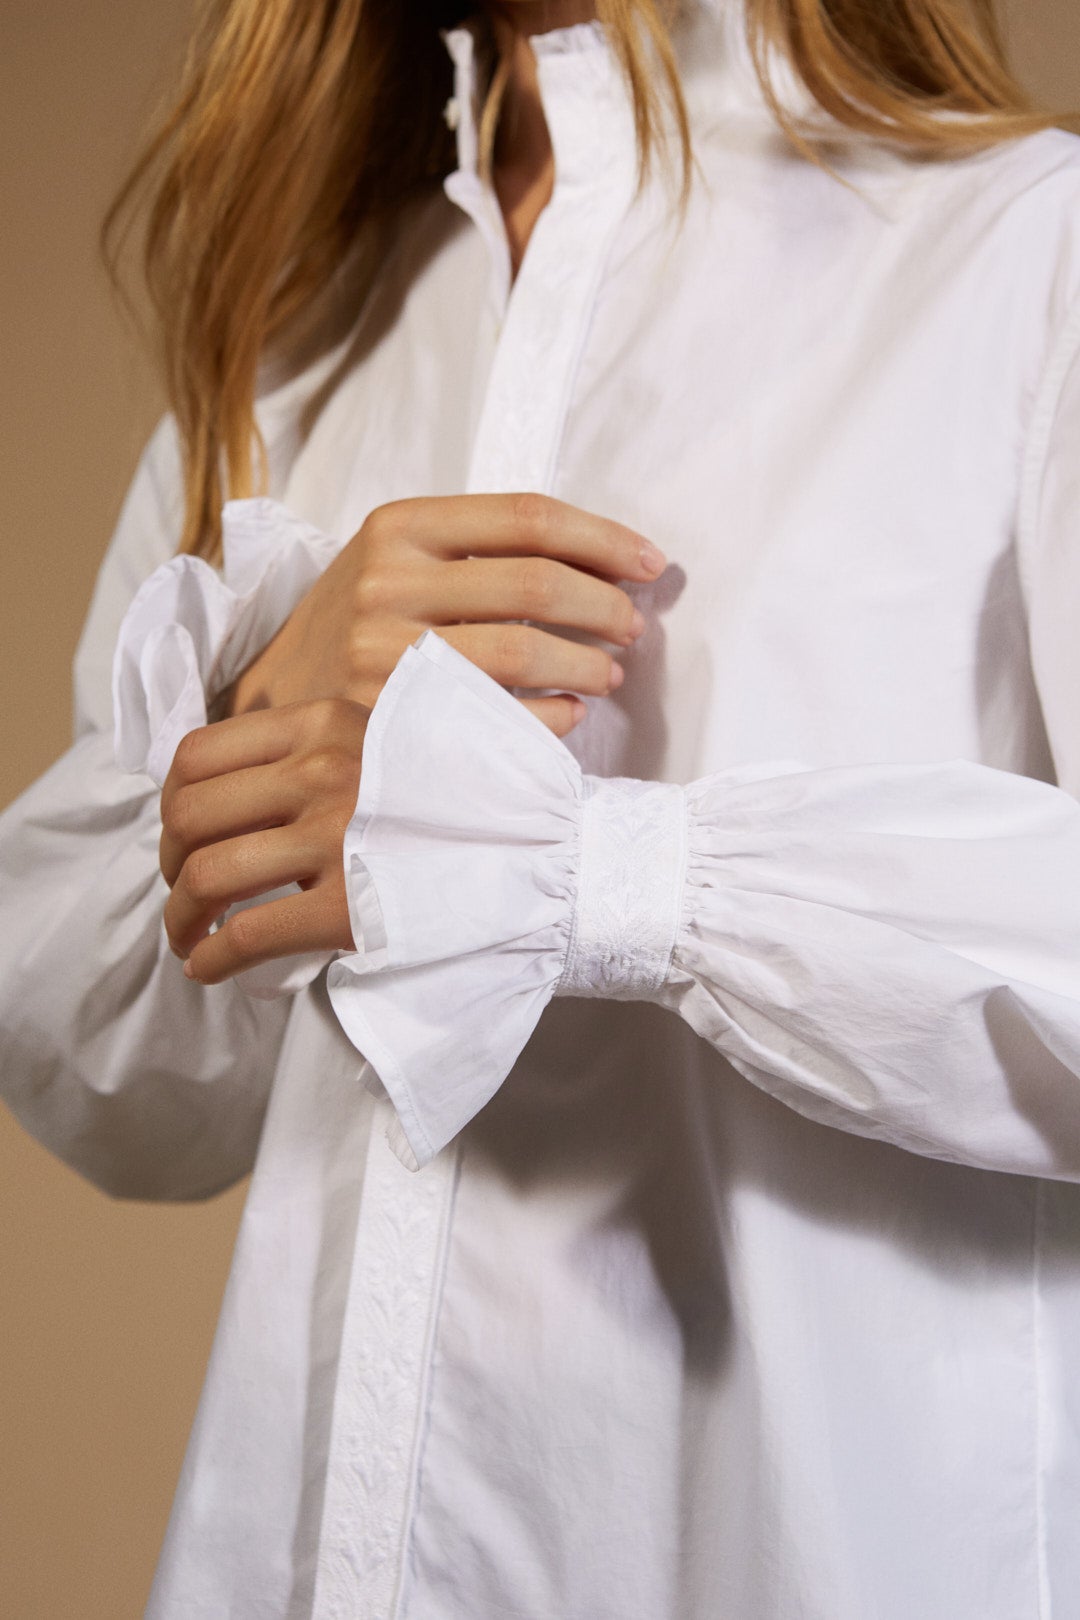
xmin=183 ymin=959 xmax=195 ymax=980
xmin=570 ymin=698 xmax=588 ymax=724
xmin=628 ymin=607 xmax=646 ymax=640
xmin=639 ymin=541 xmax=667 ymax=576
xmin=608 ymin=661 xmax=625 ymax=691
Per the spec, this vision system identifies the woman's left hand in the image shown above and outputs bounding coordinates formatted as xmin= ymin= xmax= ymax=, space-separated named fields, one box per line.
xmin=159 ymin=698 xmax=366 ymax=984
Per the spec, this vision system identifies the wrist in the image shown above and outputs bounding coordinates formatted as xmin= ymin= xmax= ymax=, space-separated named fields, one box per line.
xmin=219 ymin=645 xmax=278 ymax=718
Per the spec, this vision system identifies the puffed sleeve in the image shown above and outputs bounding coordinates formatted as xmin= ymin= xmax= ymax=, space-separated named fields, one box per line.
xmin=0 ymin=421 xmax=293 ymax=1200
xmin=1025 ymin=302 xmax=1080 ymax=799
xmin=327 ymin=296 xmax=1080 ymax=1186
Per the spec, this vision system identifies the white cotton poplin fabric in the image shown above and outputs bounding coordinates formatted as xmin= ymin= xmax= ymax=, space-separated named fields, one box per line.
xmin=323 ymin=627 xmax=1080 ymax=1177
xmin=7 ymin=2 xmax=1080 ymax=1615
xmin=113 ymin=496 xmax=341 ymax=999
xmin=114 ymin=497 xmax=337 ymax=787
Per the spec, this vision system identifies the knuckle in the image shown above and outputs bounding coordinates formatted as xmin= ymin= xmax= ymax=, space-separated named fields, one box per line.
xmin=347 ymin=623 xmax=381 ymax=682
xmin=511 ymin=491 xmax=554 ymax=547
xmin=518 ymin=557 xmax=557 ymax=618
xmin=496 ymin=624 xmax=533 ymax=686
xmin=349 ymin=625 xmax=403 ymax=698
xmin=364 ymin=501 xmax=410 ymax=553
xmin=171 ymin=729 xmax=204 ymax=784
xmin=353 ymin=566 xmax=392 ymax=620
xmin=182 ymin=848 xmax=218 ymax=906
xmin=302 ymin=696 xmax=352 ymax=741
xmin=222 ymin=907 xmax=260 ymax=959
xmin=300 ymin=744 xmax=357 ymax=799
xmin=162 ymin=784 xmax=195 ymax=843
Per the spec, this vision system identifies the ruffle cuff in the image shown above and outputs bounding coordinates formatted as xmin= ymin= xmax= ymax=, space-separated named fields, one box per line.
xmin=111 ymin=496 xmax=340 ymax=1000
xmin=112 ymin=496 xmax=338 ymax=787
xmin=327 ymin=631 xmax=687 ymax=1169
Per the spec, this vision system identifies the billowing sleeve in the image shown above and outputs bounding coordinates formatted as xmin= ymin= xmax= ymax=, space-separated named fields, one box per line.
xmin=0 ymin=422 xmax=295 ymax=1200
xmin=327 ymin=307 xmax=1080 ymax=1176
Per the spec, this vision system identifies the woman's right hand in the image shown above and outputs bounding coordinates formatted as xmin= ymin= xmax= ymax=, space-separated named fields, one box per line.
xmin=225 ymin=493 xmax=667 ymax=736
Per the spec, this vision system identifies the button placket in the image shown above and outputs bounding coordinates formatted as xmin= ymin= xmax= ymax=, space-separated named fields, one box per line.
xmin=463 ymin=41 xmax=638 ymax=497
xmin=312 ymin=25 xmax=641 ymax=1620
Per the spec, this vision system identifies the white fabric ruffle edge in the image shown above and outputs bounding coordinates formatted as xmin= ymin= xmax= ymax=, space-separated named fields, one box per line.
xmin=111 ymin=496 xmax=341 ymax=1000
xmin=112 ymin=496 xmax=338 ymax=787
xmin=327 ymin=631 xmax=691 ymax=1170
xmin=328 ymin=632 xmax=588 ymax=1168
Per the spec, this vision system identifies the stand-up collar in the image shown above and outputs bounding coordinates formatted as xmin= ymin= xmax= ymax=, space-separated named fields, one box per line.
xmin=442 ymin=0 xmax=785 ymax=189
xmin=441 ymin=16 xmax=635 ymax=200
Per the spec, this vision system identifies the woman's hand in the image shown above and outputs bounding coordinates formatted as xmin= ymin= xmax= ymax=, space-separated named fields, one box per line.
xmin=160 ymin=698 xmax=366 ymax=984
xmin=161 ymin=493 xmax=668 ymax=985
xmin=225 ymin=493 xmax=667 ymax=736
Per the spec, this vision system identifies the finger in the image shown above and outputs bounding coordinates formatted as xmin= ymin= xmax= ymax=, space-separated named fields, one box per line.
xmin=415 ymin=557 xmax=646 ymax=646
xmin=163 ymin=712 xmax=295 ymax=808
xmin=160 ymin=760 xmax=295 ymax=887
xmin=519 ymin=695 xmax=588 ymax=737
xmin=160 ymin=739 xmax=363 ymax=888
xmin=184 ymin=887 xmax=348 ymax=985
xmin=441 ymin=622 xmax=625 ymax=697
xmin=370 ymin=494 xmax=668 ymax=582
xmin=165 ymin=825 xmax=324 ymax=959
xmin=163 ymin=698 xmax=364 ymax=800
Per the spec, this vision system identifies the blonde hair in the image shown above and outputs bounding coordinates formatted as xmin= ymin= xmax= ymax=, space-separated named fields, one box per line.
xmin=104 ymin=0 xmax=1064 ymax=562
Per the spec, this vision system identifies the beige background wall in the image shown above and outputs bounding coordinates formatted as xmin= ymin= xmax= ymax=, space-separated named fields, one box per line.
xmin=1 ymin=4 xmax=1078 ymax=1616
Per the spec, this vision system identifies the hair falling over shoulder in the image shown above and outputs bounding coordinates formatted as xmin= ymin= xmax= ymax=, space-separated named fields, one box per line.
xmin=103 ymin=0 xmax=1067 ymax=563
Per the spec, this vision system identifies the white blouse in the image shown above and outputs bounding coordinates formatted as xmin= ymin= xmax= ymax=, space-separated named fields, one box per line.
xmin=4 ymin=3 xmax=1080 ymax=1615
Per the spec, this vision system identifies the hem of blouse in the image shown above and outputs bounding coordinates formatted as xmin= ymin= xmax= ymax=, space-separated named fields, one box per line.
xmin=1016 ymin=292 xmax=1080 ymax=612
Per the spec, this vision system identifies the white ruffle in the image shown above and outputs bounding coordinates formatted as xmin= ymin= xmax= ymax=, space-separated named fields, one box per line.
xmin=327 ymin=628 xmax=1080 ymax=1180
xmin=327 ymin=631 xmax=689 ymax=1170
xmin=112 ymin=496 xmax=338 ymax=787
xmin=112 ymin=496 xmax=341 ymax=1000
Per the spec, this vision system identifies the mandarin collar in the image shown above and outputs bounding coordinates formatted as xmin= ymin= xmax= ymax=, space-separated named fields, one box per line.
xmin=440 ymin=16 xmax=635 ymax=197
xmin=439 ymin=0 xmax=777 ymax=181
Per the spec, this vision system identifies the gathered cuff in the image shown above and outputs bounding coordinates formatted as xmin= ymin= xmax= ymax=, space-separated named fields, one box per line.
xmin=112 ymin=497 xmax=338 ymax=787
xmin=327 ymin=632 xmax=688 ymax=1169
xmin=112 ymin=497 xmax=340 ymax=1000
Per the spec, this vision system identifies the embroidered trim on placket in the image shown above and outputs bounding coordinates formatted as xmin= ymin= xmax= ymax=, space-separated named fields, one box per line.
xmin=309 ymin=1089 xmax=459 ymax=1620
xmin=311 ymin=26 xmax=639 ymax=1619
xmin=464 ymin=40 xmax=638 ymax=496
